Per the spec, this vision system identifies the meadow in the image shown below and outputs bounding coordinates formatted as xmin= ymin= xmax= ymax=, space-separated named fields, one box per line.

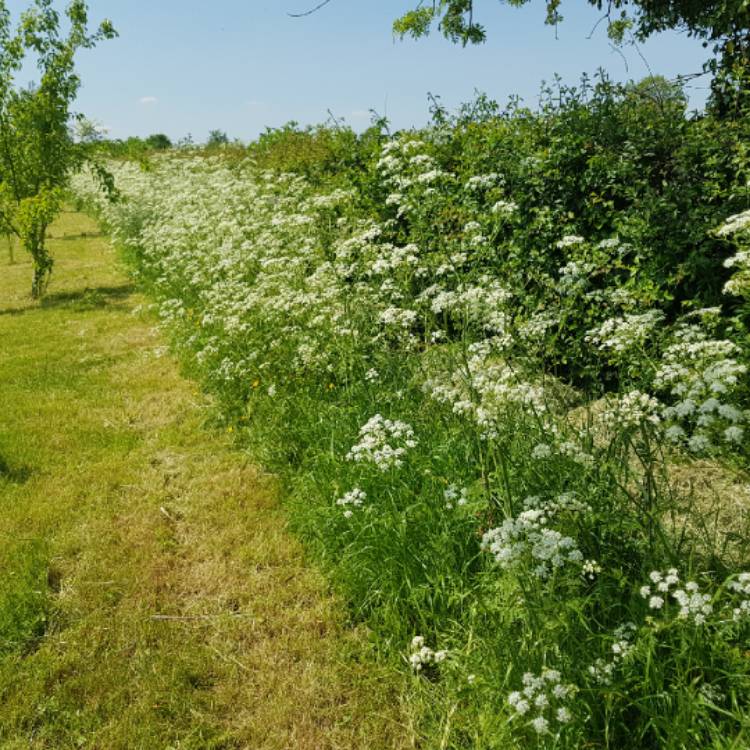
xmin=72 ymin=76 xmax=750 ymax=748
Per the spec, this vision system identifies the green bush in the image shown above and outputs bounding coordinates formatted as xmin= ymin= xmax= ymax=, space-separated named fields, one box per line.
xmin=246 ymin=120 xmax=386 ymax=188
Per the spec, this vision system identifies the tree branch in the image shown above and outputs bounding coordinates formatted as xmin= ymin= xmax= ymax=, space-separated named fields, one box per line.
xmin=587 ymin=13 xmax=609 ymax=39
xmin=288 ymin=0 xmax=333 ymax=18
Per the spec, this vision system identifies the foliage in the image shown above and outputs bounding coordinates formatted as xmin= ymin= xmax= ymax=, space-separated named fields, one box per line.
xmin=393 ymin=0 xmax=750 ymax=114
xmin=74 ymin=116 xmax=106 ymax=143
xmin=246 ymin=120 xmax=385 ymax=188
xmin=0 ymin=0 xmax=115 ymax=296
xmin=393 ymin=0 xmax=749 ymax=47
xmin=75 ymin=78 xmax=750 ymax=748
xmin=94 ymin=134 xmax=176 ymax=162
xmin=206 ymin=128 xmax=229 ymax=147
xmin=145 ymin=132 xmax=172 ymax=150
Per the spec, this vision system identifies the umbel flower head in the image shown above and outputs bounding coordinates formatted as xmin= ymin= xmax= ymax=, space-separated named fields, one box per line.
xmin=507 ymin=668 xmax=576 ymax=736
xmin=346 ymin=414 xmax=417 ymax=471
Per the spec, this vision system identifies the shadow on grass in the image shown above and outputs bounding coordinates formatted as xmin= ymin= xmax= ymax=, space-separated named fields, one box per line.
xmin=42 ymin=283 xmax=135 ymax=310
xmin=0 ymin=455 xmax=33 ymax=485
xmin=48 ymin=231 xmax=104 ymax=241
xmin=0 ymin=538 xmax=50 ymax=657
xmin=0 ymin=283 xmax=135 ymax=317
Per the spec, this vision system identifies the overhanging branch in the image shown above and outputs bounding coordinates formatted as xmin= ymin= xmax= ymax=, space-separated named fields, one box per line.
xmin=288 ymin=0 xmax=333 ymax=18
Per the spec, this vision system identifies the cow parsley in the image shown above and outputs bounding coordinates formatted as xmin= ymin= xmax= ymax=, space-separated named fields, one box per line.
xmin=507 ymin=668 xmax=576 ymax=736
xmin=346 ymin=414 xmax=417 ymax=471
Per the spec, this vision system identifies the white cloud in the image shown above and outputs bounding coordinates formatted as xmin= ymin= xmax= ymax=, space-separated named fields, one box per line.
xmin=139 ymin=96 xmax=158 ymax=105
xmin=351 ymin=109 xmax=369 ymax=119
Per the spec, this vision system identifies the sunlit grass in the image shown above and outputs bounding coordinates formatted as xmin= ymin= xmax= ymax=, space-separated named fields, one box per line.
xmin=0 ymin=212 xmax=411 ymax=749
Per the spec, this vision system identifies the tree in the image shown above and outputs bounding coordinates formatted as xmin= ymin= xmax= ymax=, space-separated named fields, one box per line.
xmin=74 ymin=117 xmax=106 ymax=144
xmin=0 ymin=0 xmax=116 ymax=297
xmin=394 ymin=2 xmax=750 ymax=116
xmin=206 ymin=129 xmax=229 ymax=147
xmin=295 ymin=1 xmax=748 ymax=112
xmin=625 ymin=74 xmax=688 ymax=109
xmin=393 ymin=1 xmax=748 ymax=48
xmin=145 ymin=133 xmax=172 ymax=150
xmin=393 ymin=1 xmax=750 ymax=112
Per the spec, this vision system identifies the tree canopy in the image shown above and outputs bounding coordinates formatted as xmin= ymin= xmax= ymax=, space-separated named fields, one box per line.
xmin=393 ymin=1 xmax=750 ymax=114
xmin=393 ymin=1 xmax=749 ymax=47
xmin=207 ymin=129 xmax=230 ymax=147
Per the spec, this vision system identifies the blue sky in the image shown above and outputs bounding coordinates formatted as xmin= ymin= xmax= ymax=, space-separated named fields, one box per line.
xmin=8 ymin=0 xmax=712 ymax=142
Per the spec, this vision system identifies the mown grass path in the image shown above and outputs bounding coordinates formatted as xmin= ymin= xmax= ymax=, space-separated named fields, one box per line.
xmin=0 ymin=212 xmax=410 ymax=749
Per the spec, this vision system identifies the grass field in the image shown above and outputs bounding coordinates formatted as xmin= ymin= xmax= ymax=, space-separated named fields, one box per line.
xmin=0 ymin=211 xmax=411 ymax=749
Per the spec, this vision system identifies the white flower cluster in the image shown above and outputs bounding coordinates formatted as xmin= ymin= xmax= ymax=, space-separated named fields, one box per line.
xmin=656 ymin=324 xmax=747 ymax=452
xmin=507 ymin=669 xmax=576 ymax=736
xmin=556 ymin=260 xmax=592 ymax=294
xmin=336 ymin=488 xmax=366 ymax=518
xmin=346 ymin=414 xmax=417 ymax=471
xmin=380 ymin=305 xmax=419 ymax=331
xmin=424 ymin=277 xmax=512 ymax=334
xmin=699 ymin=682 xmax=727 ymax=705
xmin=523 ymin=492 xmax=590 ymax=515
xmin=518 ymin=311 xmax=557 ymax=342
xmin=600 ymin=390 xmax=662 ymax=430
xmin=640 ymin=569 xmax=713 ymax=625
xmin=556 ymin=235 xmax=585 ymax=249
xmin=408 ymin=636 xmax=448 ymax=672
xmin=582 ymin=559 xmax=602 ymax=581
xmin=482 ymin=494 xmax=586 ymax=579
xmin=728 ymin=572 xmax=750 ymax=621
xmin=376 ymin=137 xmax=449 ymax=218
xmin=723 ymin=247 xmax=750 ymax=298
xmin=585 ymin=310 xmax=664 ymax=354
xmin=426 ymin=339 xmax=547 ymax=440
xmin=588 ymin=623 xmax=636 ymax=685
xmin=530 ymin=443 xmax=553 ymax=459
xmin=443 ymin=484 xmax=468 ymax=509
xmin=465 ymin=172 xmax=502 ymax=191
xmin=491 ymin=199 xmax=518 ymax=216
xmin=717 ymin=209 xmax=750 ymax=238
xmin=530 ymin=439 xmax=594 ymax=469
xmin=368 ymin=243 xmax=420 ymax=276
xmin=558 ymin=440 xmax=595 ymax=468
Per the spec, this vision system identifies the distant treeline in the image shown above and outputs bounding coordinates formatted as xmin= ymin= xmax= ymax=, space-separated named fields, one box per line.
xmin=96 ymin=129 xmax=233 ymax=157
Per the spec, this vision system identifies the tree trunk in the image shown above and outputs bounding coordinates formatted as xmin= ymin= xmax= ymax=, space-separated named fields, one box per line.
xmin=28 ymin=225 xmax=52 ymax=299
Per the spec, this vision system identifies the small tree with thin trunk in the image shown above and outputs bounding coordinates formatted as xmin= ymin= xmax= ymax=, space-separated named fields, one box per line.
xmin=0 ymin=0 xmax=116 ymax=297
